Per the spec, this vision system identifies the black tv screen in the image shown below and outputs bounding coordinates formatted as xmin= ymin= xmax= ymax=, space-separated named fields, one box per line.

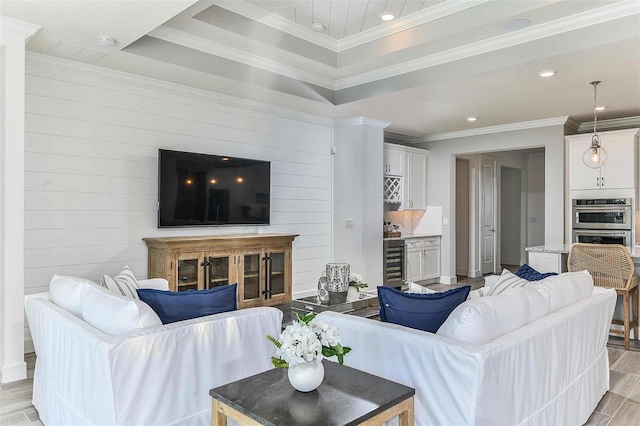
xmin=158 ymin=149 xmax=270 ymax=227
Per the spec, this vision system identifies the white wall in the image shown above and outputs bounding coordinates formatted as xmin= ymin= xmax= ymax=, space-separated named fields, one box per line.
xmin=455 ymin=159 xmax=470 ymax=276
xmin=500 ymin=166 xmax=522 ymax=265
xmin=419 ymin=123 xmax=566 ymax=281
xmin=22 ymin=53 xmax=335 ymax=342
xmin=527 ymin=152 xmax=546 ymax=246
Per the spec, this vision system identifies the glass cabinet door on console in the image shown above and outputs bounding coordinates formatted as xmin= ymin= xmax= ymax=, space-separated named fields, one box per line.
xmin=238 ymin=248 xmax=291 ymax=308
xmin=175 ymin=253 xmax=205 ymax=291
xmin=203 ymin=253 xmax=234 ymax=289
xmin=240 ymin=251 xmax=263 ymax=307
xmin=266 ymin=250 xmax=287 ymax=304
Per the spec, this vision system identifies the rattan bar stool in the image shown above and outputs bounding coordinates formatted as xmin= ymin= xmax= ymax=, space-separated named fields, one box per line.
xmin=568 ymin=243 xmax=639 ymax=349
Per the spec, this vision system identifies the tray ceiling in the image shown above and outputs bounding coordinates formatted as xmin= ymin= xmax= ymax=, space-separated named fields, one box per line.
xmin=1 ymin=0 xmax=639 ymax=136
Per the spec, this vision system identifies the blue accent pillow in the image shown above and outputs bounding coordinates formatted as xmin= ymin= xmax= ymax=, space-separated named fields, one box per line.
xmin=515 ymin=264 xmax=558 ymax=281
xmin=137 ymin=284 xmax=237 ymax=324
xmin=377 ymin=285 xmax=470 ymax=333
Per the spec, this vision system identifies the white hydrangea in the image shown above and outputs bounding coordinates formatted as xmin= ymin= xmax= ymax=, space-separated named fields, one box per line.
xmin=274 ymin=317 xmax=342 ymax=367
xmin=349 ymin=272 xmax=365 ymax=284
xmin=275 ymin=322 xmax=323 ymax=367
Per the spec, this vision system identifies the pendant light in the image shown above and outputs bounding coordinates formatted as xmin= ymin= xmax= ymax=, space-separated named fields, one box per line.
xmin=582 ymin=81 xmax=608 ymax=169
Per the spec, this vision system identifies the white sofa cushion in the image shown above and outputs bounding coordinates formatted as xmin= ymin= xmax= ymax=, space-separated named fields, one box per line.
xmin=527 ymin=270 xmax=594 ymax=314
xmin=49 ymin=275 xmax=98 ymax=317
xmin=81 ymin=283 xmax=162 ymax=336
xmin=437 ymin=287 xmax=549 ymax=344
xmin=100 ymin=265 xmax=140 ymax=299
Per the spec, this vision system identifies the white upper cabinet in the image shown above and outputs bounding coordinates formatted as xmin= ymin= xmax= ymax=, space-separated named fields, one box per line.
xmin=404 ymin=150 xmax=426 ymax=210
xmin=383 ymin=147 xmax=404 ymax=176
xmin=383 ymin=143 xmax=428 ymax=210
xmin=567 ymin=128 xmax=639 ymax=191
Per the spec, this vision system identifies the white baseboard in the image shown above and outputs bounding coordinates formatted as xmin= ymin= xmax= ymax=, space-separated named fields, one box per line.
xmin=439 ymin=275 xmax=458 ymax=284
xmin=1 ymin=361 xmax=27 ymax=384
xmin=467 ymin=269 xmax=482 ymax=278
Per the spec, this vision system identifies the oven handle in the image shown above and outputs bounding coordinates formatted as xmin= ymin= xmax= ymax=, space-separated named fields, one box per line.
xmin=573 ymin=229 xmax=630 ymax=237
xmin=574 ymin=206 xmax=632 ymax=213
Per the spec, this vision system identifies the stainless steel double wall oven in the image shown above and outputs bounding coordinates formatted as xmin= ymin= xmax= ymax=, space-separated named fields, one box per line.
xmin=571 ymin=198 xmax=633 ymax=246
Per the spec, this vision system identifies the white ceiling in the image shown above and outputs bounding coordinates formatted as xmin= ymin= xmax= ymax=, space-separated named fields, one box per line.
xmin=1 ymin=0 xmax=639 ymax=137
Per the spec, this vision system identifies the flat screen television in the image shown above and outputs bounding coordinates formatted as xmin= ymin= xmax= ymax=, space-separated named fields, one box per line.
xmin=158 ymin=149 xmax=270 ymax=227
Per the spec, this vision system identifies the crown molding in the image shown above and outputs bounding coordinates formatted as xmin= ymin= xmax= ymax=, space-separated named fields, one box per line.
xmin=149 ymin=26 xmax=336 ymax=90
xmin=25 ymin=52 xmax=334 ymax=127
xmin=564 ymin=118 xmax=580 ymax=131
xmin=337 ymin=0 xmax=489 ymax=52
xmin=216 ymin=0 xmax=338 ymax=51
xmin=577 ymin=116 xmax=640 ymax=133
xmin=335 ymin=0 xmax=640 ymax=90
xmin=419 ymin=117 xmax=571 ymax=142
xmin=0 ymin=16 xmax=41 ymax=41
xmin=334 ymin=117 xmax=390 ymax=129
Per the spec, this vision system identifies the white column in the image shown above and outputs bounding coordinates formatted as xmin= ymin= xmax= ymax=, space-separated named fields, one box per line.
xmin=332 ymin=118 xmax=388 ymax=286
xmin=0 ymin=16 xmax=40 ymax=383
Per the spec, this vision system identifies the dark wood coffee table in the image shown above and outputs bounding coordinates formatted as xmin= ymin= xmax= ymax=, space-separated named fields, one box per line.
xmin=209 ymin=360 xmax=414 ymax=425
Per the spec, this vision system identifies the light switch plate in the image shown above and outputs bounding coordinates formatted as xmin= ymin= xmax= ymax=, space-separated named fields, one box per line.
xmin=345 ymin=218 xmax=354 ymax=228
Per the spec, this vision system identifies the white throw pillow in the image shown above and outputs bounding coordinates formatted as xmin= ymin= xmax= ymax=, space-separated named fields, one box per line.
xmin=408 ymin=281 xmax=490 ymax=300
xmin=483 ymin=274 xmax=500 ymax=288
xmin=100 ymin=265 xmax=140 ymax=299
xmin=49 ymin=275 xmax=99 ymax=317
xmin=437 ymin=287 xmax=548 ymax=344
xmin=407 ymin=281 xmax=438 ymax=294
xmin=486 ymin=269 xmax=529 ymax=296
xmin=526 ymin=270 xmax=594 ymax=314
xmin=80 ymin=283 xmax=162 ymax=336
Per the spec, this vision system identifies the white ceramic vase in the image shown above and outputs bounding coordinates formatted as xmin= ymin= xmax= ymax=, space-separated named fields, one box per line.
xmin=287 ymin=359 xmax=324 ymax=392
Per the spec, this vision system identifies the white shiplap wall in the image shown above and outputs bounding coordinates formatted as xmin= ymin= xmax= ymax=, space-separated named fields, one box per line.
xmin=23 ymin=54 xmax=333 ymax=304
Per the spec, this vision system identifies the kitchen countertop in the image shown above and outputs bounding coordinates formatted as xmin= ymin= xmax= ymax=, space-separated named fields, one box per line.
xmin=526 ymin=244 xmax=640 ymax=259
xmin=383 ymin=233 xmax=441 ymax=241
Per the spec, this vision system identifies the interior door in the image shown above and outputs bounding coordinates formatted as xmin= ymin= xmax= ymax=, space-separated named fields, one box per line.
xmin=480 ymin=156 xmax=497 ymax=274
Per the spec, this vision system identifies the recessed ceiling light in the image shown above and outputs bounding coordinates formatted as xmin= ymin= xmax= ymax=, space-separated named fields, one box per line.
xmin=538 ymin=70 xmax=557 ymax=78
xmin=97 ymin=35 xmax=116 ymax=47
xmin=466 ymin=117 xmax=478 ymax=122
xmin=503 ymin=19 xmax=531 ymax=31
xmin=311 ymin=23 xmax=325 ymax=32
xmin=594 ymin=106 xmax=607 ymax=111
xmin=379 ymin=13 xmax=395 ymax=21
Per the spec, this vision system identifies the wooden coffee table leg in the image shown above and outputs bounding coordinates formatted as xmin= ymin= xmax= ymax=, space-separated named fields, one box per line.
xmin=398 ymin=396 xmax=414 ymax=426
xmin=212 ymin=399 xmax=227 ymax=426
xmin=360 ymin=395 xmax=414 ymax=425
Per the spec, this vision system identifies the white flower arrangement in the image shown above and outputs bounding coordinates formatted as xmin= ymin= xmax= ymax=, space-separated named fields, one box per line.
xmin=349 ymin=272 xmax=368 ymax=292
xmin=267 ymin=313 xmax=351 ymax=368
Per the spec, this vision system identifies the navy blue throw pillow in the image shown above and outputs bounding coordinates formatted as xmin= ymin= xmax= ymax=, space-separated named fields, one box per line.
xmin=377 ymin=285 xmax=470 ymax=333
xmin=137 ymin=284 xmax=237 ymax=324
xmin=515 ymin=264 xmax=558 ymax=281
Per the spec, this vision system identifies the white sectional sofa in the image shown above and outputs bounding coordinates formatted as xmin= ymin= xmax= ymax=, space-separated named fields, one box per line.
xmin=319 ymin=272 xmax=617 ymax=426
xmin=25 ymin=278 xmax=282 ymax=426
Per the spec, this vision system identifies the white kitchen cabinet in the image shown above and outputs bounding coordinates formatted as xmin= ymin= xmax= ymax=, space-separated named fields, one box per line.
xmin=383 ymin=146 xmax=404 ymax=176
xmin=405 ymin=237 xmax=440 ymax=283
xmin=404 ymin=150 xmax=426 ymax=210
xmin=527 ymin=251 xmax=568 ymax=274
xmin=567 ymin=129 xmax=639 ymax=191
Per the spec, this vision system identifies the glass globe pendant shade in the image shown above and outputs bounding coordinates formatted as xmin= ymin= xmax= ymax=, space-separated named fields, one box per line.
xmin=582 ymin=135 xmax=608 ymax=169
